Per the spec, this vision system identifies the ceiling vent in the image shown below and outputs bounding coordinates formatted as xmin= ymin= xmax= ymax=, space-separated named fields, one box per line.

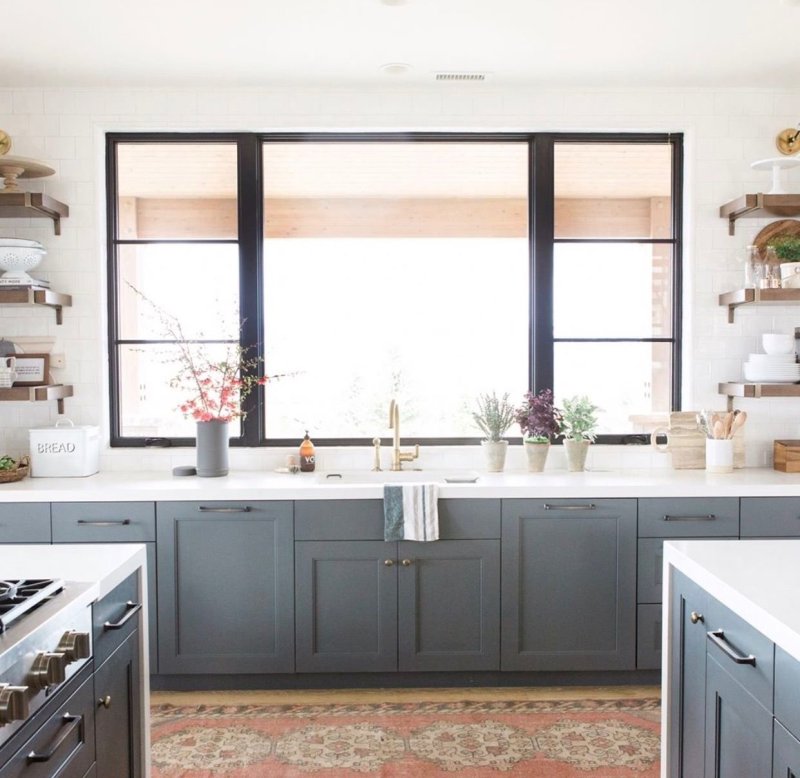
xmin=435 ymin=72 xmax=489 ymax=82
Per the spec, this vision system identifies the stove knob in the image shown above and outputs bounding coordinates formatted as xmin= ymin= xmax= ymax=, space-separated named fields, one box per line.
xmin=28 ymin=652 xmax=67 ymax=690
xmin=0 ymin=685 xmax=29 ymax=725
xmin=57 ymin=631 xmax=91 ymax=663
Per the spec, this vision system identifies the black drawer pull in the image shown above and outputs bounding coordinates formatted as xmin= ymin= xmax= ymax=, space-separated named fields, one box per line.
xmin=77 ymin=519 xmax=132 ymax=527
xmin=707 ymin=629 xmax=756 ymax=666
xmin=662 ymin=514 xmax=716 ymax=522
xmin=104 ymin=601 xmax=142 ymax=631
xmin=27 ymin=713 xmax=81 ymax=762
xmin=197 ymin=506 xmax=252 ymax=513
xmin=543 ymin=504 xmax=596 ymax=511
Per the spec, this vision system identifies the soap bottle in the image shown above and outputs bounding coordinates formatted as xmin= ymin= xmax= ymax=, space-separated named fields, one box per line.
xmin=299 ymin=431 xmax=316 ymax=472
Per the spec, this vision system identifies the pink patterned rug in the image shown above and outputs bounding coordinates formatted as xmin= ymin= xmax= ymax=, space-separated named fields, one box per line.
xmin=151 ymin=697 xmax=661 ymax=777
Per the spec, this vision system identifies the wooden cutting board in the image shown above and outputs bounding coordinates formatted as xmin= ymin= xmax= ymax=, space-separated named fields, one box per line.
xmin=753 ymin=219 xmax=800 ymax=253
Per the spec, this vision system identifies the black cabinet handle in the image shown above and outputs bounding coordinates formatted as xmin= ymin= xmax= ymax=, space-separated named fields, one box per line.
xmin=662 ymin=514 xmax=716 ymax=522
xmin=104 ymin=601 xmax=142 ymax=631
xmin=197 ymin=506 xmax=252 ymax=513
xmin=27 ymin=713 xmax=81 ymax=762
xmin=707 ymin=629 xmax=756 ymax=666
xmin=77 ymin=519 xmax=131 ymax=526
xmin=543 ymin=504 xmax=596 ymax=511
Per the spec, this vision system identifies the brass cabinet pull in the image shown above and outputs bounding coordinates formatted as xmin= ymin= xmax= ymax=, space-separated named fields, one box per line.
xmin=98 ymin=696 xmax=112 ymax=709
xmin=401 ymin=559 xmax=413 ymax=567
xmin=662 ymin=514 xmax=716 ymax=522
xmin=707 ymin=629 xmax=756 ymax=666
xmin=690 ymin=611 xmax=704 ymax=624
xmin=383 ymin=559 xmax=394 ymax=567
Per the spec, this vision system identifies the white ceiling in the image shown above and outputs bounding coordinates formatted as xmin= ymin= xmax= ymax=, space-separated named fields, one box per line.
xmin=2 ymin=0 xmax=800 ymax=88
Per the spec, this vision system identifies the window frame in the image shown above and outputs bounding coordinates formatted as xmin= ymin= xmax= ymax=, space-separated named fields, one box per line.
xmin=106 ymin=131 xmax=682 ymax=447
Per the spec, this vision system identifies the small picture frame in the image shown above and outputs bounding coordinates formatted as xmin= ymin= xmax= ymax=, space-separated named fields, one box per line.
xmin=12 ymin=353 xmax=50 ymax=386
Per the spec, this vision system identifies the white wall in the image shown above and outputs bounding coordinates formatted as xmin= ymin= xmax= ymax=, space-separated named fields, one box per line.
xmin=0 ymin=85 xmax=798 ymax=472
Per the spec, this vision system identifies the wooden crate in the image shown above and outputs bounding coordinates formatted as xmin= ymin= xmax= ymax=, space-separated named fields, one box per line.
xmin=774 ymin=440 xmax=800 ymax=473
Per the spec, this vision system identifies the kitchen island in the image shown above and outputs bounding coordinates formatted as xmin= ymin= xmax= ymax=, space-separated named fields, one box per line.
xmin=662 ymin=538 xmax=800 ymax=778
xmin=0 ymin=543 xmax=149 ymax=778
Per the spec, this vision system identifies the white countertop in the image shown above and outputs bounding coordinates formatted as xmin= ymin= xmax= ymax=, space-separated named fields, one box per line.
xmin=1 ymin=467 xmax=800 ymax=501
xmin=0 ymin=543 xmax=147 ymax=600
xmin=664 ymin=539 xmax=800 ymax=662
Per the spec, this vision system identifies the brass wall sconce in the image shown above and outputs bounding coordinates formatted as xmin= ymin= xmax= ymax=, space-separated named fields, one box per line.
xmin=776 ymin=124 xmax=800 ymax=155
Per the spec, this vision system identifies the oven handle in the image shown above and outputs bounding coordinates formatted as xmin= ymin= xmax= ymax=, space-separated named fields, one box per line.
xmin=27 ymin=713 xmax=82 ymax=763
xmin=104 ymin=601 xmax=142 ymax=631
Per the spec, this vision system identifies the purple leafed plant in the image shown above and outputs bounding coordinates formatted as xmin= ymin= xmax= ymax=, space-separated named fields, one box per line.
xmin=515 ymin=389 xmax=561 ymax=443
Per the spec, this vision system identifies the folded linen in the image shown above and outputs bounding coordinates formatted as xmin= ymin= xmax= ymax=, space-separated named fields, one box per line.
xmin=383 ymin=483 xmax=440 ymax=542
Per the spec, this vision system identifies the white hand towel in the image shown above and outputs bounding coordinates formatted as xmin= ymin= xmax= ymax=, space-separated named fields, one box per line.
xmin=383 ymin=483 xmax=439 ymax=542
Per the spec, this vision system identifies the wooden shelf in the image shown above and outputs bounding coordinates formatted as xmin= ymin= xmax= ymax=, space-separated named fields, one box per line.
xmin=719 ymin=287 xmax=800 ymax=323
xmin=0 ymin=384 xmax=73 ymax=414
xmin=0 ymin=192 xmax=69 ymax=235
xmin=0 ymin=287 xmax=72 ymax=324
xmin=719 ymin=193 xmax=800 ymax=236
xmin=719 ymin=381 xmax=800 ymax=410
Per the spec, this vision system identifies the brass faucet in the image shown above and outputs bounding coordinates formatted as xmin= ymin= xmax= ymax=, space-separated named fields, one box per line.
xmin=388 ymin=399 xmax=420 ymax=471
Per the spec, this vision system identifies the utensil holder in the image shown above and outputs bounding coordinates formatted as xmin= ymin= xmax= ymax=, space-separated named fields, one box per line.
xmin=706 ymin=439 xmax=734 ymax=474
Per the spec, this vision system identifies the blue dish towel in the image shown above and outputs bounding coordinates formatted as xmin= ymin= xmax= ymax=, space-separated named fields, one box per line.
xmin=384 ymin=484 xmax=440 ymax=542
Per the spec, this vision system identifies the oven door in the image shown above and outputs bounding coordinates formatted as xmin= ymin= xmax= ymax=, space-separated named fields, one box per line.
xmin=0 ymin=666 xmax=95 ymax=778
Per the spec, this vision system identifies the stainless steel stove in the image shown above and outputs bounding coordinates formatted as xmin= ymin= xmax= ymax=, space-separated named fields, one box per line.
xmin=0 ymin=578 xmax=93 ymax=749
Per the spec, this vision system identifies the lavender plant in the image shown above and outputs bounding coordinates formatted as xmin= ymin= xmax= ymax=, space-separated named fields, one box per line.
xmin=472 ymin=392 xmax=516 ymax=442
xmin=515 ymin=389 xmax=561 ymax=443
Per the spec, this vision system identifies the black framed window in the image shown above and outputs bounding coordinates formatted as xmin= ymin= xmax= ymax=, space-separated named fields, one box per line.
xmin=106 ymin=132 xmax=682 ymax=447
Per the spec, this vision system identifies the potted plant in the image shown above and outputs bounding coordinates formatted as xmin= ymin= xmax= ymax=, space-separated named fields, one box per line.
xmin=515 ymin=389 xmax=561 ymax=472
xmin=559 ymin=395 xmax=600 ymax=472
xmin=472 ymin=391 xmax=516 ymax=472
xmin=769 ymin=236 xmax=800 ymax=288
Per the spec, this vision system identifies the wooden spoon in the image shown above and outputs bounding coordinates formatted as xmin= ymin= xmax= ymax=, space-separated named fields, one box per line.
xmin=713 ymin=420 xmax=725 ymax=440
xmin=728 ymin=411 xmax=747 ymax=439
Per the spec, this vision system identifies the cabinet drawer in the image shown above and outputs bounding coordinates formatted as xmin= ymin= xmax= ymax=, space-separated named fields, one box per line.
xmin=93 ymin=571 xmax=141 ymax=667
xmin=52 ymin=502 xmax=155 ymax=542
xmin=741 ymin=498 xmax=800 ymax=537
xmin=0 ymin=672 xmax=95 ymax=778
xmin=775 ymin=646 xmax=800 ymax=740
xmin=704 ymin=595 xmax=774 ymax=710
xmin=0 ymin=503 xmax=50 ymax=543
xmin=502 ymin=497 xmax=635 ymax=520
xmin=637 ymin=498 xmax=739 ymax=537
xmin=295 ymin=499 xmax=500 ymax=541
xmin=636 ymin=603 xmax=662 ymax=670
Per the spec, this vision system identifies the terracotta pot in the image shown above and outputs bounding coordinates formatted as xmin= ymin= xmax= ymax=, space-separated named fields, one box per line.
xmin=481 ymin=440 xmax=508 ymax=472
xmin=563 ymin=438 xmax=590 ymax=472
xmin=523 ymin=440 xmax=550 ymax=472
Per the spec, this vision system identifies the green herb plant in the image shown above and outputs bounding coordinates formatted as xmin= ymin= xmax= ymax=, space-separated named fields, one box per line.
xmin=559 ymin=395 xmax=600 ymax=442
xmin=472 ymin=392 xmax=517 ymax=442
xmin=769 ymin=236 xmax=800 ymax=263
xmin=0 ymin=455 xmax=17 ymax=471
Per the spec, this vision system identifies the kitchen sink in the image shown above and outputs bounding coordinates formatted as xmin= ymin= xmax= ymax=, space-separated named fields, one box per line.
xmin=314 ymin=470 xmax=480 ymax=484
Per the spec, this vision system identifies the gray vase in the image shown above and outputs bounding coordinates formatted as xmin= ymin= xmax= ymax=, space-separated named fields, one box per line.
xmin=563 ymin=438 xmax=590 ymax=472
xmin=196 ymin=420 xmax=229 ymax=477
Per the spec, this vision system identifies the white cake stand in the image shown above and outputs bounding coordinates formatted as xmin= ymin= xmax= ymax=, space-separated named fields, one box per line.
xmin=751 ymin=156 xmax=800 ymax=194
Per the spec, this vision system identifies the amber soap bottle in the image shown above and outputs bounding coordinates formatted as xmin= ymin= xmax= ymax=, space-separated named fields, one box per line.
xmin=299 ymin=431 xmax=316 ymax=472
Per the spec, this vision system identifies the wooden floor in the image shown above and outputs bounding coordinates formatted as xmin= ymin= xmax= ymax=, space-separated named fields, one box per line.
xmin=151 ymin=685 xmax=660 ymax=706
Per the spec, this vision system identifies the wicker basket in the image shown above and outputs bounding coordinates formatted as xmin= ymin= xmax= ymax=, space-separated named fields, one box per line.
xmin=0 ymin=456 xmax=30 ymax=484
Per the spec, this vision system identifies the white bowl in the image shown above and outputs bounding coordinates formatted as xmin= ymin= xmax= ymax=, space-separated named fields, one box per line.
xmin=0 ymin=243 xmax=46 ymax=280
xmin=762 ymin=332 xmax=795 ymax=355
xmin=744 ymin=362 xmax=800 ymax=382
xmin=748 ymin=352 xmax=797 ymax=364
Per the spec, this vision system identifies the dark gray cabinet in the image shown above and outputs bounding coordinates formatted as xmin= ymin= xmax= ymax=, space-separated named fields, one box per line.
xmin=501 ymin=498 xmax=636 ymax=671
xmin=741 ymin=497 xmax=800 ymax=537
xmin=156 ymin=500 xmax=294 ymax=674
xmin=0 ymin=503 xmax=50 ymax=543
xmin=668 ymin=570 xmax=710 ymax=778
xmin=51 ymin=501 xmax=158 ymax=673
xmin=294 ymin=499 xmax=501 ymax=674
xmin=773 ymin=721 xmax=800 ymax=778
xmin=704 ymin=654 xmax=773 ymax=778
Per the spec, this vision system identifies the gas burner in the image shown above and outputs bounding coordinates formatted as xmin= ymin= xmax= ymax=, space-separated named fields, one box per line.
xmin=0 ymin=579 xmax=64 ymax=633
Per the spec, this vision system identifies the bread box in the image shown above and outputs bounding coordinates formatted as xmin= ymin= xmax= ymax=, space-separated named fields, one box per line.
xmin=774 ymin=440 xmax=800 ymax=473
xmin=29 ymin=419 xmax=99 ymax=477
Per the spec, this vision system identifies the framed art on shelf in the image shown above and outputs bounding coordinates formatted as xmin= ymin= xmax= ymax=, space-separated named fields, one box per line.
xmin=13 ymin=353 xmax=50 ymax=386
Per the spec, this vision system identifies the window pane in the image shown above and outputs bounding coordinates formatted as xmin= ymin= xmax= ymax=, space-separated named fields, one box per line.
xmin=118 ymin=344 xmax=242 ymax=438
xmin=553 ymin=243 xmax=672 ymax=338
xmin=554 ymin=143 xmax=672 ymax=239
xmin=554 ymin=342 xmax=672 ymax=434
xmin=117 ymin=244 xmax=240 ymax=340
xmin=116 ymin=143 xmax=238 ymax=240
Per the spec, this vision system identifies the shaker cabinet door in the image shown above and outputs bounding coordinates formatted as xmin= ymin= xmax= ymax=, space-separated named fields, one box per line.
xmin=157 ymin=501 xmax=294 ymax=674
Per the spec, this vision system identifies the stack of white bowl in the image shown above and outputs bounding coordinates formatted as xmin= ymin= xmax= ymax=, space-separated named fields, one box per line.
xmin=0 ymin=238 xmax=46 ymax=285
xmin=743 ymin=333 xmax=800 ymax=383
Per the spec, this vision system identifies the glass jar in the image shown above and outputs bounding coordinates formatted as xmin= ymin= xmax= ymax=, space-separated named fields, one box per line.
xmin=746 ymin=245 xmax=763 ymax=289
xmin=763 ymin=246 xmax=781 ymax=289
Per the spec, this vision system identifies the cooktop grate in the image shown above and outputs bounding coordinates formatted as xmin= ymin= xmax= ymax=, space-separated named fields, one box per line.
xmin=0 ymin=579 xmax=64 ymax=633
